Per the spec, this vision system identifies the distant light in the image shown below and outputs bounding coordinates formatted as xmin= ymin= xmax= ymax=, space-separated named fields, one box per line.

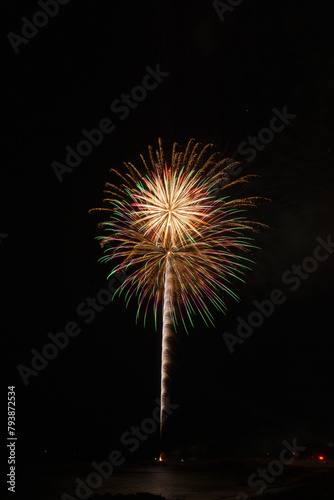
xmin=319 ymin=456 xmax=324 ymax=460
xmin=181 ymin=459 xmax=184 ymax=463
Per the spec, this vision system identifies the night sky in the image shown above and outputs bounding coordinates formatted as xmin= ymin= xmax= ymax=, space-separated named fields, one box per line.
xmin=2 ymin=0 xmax=334 ymax=464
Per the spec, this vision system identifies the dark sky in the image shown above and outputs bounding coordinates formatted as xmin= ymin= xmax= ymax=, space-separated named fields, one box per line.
xmin=2 ymin=0 xmax=334 ymax=462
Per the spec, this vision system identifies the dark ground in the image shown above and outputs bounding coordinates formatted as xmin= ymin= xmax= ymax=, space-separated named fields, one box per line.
xmin=87 ymin=468 xmax=334 ymax=499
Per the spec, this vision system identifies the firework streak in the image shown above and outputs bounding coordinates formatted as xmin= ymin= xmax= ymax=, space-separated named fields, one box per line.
xmin=91 ymin=138 xmax=264 ymax=438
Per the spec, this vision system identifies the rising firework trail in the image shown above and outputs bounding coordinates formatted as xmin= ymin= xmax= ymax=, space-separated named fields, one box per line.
xmin=161 ymin=256 xmax=173 ymax=435
xmin=90 ymin=138 xmax=265 ymax=439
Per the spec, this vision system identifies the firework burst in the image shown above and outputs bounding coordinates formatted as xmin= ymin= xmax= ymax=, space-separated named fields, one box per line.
xmin=90 ymin=138 xmax=264 ymax=438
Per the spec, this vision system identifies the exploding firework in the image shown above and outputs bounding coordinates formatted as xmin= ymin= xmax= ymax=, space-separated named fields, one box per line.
xmin=90 ymin=138 xmax=264 ymax=438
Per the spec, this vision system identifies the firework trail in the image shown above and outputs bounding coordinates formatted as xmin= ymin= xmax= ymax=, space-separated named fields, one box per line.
xmin=90 ymin=138 xmax=264 ymax=440
xmin=160 ymin=256 xmax=174 ymax=436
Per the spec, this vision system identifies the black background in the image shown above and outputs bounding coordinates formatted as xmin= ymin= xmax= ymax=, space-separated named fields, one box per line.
xmin=2 ymin=0 xmax=334 ymax=467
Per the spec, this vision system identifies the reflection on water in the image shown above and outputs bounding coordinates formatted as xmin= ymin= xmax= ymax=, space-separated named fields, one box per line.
xmin=99 ymin=465 xmax=248 ymax=499
xmin=17 ymin=462 xmax=312 ymax=500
